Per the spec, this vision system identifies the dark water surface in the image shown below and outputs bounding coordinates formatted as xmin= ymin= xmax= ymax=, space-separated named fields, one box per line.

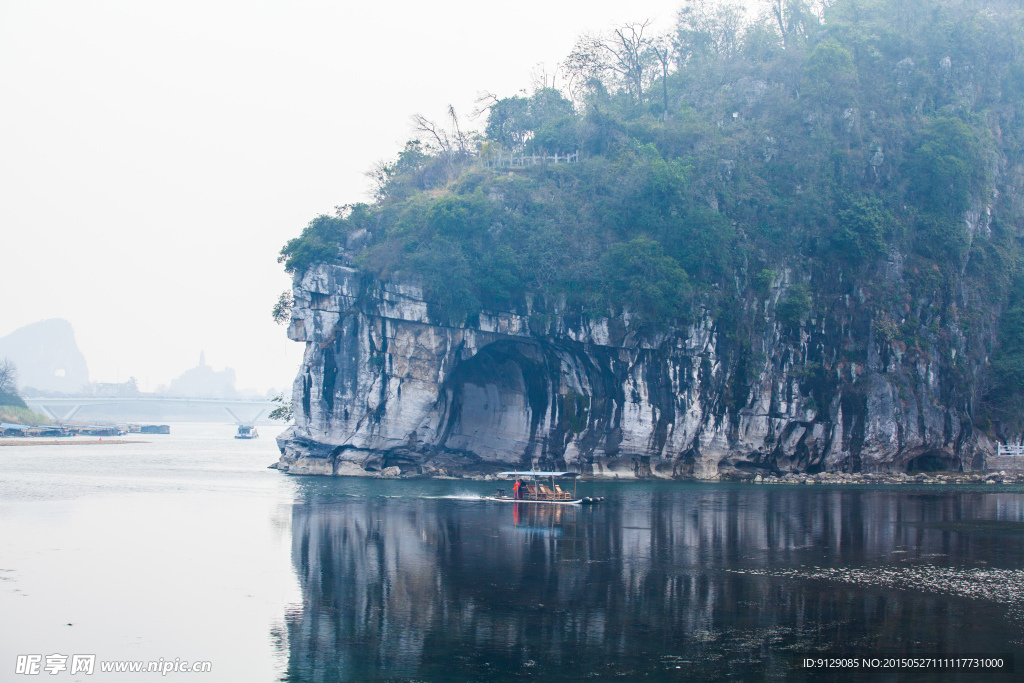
xmin=2 ymin=428 xmax=1023 ymax=682
xmin=284 ymin=478 xmax=1024 ymax=682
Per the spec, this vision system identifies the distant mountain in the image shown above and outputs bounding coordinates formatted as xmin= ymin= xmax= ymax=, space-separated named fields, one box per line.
xmin=0 ymin=319 xmax=90 ymax=394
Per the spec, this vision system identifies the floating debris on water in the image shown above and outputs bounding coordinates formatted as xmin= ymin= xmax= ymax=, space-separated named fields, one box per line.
xmin=729 ymin=565 xmax=1024 ymax=618
xmin=746 ymin=471 xmax=1024 ymax=486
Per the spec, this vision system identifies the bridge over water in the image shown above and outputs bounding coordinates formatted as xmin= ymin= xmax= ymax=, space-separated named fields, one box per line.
xmin=22 ymin=396 xmax=278 ymax=424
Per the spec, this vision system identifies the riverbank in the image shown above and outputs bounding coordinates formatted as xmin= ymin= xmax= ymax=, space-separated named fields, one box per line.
xmin=0 ymin=405 xmax=52 ymax=426
xmin=0 ymin=439 xmax=147 ymax=447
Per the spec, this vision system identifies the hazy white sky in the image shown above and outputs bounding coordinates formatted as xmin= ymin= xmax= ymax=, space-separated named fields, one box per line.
xmin=1 ymin=0 xmax=692 ymax=393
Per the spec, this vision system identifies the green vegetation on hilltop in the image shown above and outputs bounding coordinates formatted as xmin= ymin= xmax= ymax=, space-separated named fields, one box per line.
xmin=280 ymin=0 xmax=1024 ymax=431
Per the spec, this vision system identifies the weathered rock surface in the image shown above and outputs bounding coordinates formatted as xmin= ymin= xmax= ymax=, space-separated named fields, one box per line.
xmin=276 ymin=260 xmax=995 ymax=478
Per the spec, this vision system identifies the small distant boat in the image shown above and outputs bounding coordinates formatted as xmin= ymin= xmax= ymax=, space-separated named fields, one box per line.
xmin=482 ymin=471 xmax=604 ymax=506
xmin=235 ymin=424 xmax=259 ymax=439
xmin=226 ymin=408 xmax=264 ymax=439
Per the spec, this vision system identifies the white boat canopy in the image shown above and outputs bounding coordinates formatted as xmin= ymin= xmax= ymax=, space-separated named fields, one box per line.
xmin=497 ymin=471 xmax=578 ymax=477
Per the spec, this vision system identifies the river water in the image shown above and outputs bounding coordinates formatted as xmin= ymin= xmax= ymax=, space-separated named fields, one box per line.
xmin=2 ymin=424 xmax=1023 ymax=681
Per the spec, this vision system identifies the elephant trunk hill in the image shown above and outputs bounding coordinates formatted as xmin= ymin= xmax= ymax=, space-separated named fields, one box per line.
xmin=275 ymin=0 xmax=1024 ymax=478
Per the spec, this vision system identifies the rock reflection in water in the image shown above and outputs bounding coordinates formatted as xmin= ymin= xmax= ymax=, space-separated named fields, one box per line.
xmin=282 ymin=484 xmax=1024 ymax=681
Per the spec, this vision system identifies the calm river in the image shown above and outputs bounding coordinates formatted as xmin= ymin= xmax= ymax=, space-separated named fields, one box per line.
xmin=2 ymin=424 xmax=1023 ymax=681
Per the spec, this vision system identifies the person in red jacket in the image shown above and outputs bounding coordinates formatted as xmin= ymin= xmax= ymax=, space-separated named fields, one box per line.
xmin=513 ymin=480 xmax=522 ymax=499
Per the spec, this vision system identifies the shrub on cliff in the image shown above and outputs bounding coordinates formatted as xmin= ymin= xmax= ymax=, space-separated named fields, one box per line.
xmin=777 ymin=284 xmax=813 ymax=326
xmin=905 ymin=118 xmax=987 ymax=218
xmin=601 ymin=237 xmax=690 ymax=324
xmin=279 ymin=214 xmax=346 ymax=275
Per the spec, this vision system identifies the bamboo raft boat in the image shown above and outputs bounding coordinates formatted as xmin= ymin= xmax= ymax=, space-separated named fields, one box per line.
xmin=481 ymin=471 xmax=604 ymax=505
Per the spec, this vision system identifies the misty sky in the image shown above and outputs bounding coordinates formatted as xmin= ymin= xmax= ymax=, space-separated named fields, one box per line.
xmin=1 ymin=0 xmax=695 ymax=394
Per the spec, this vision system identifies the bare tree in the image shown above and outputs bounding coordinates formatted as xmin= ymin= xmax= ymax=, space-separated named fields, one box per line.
xmin=412 ymin=113 xmax=453 ymax=157
xmin=611 ymin=21 xmax=657 ymax=101
xmin=447 ymin=105 xmax=470 ymax=155
xmin=564 ymin=21 xmax=658 ymax=104
xmin=0 ymin=358 xmax=18 ymax=396
xmin=472 ymin=91 xmax=500 ymax=121
xmin=365 ymin=159 xmax=394 ymax=201
xmin=529 ymin=62 xmax=561 ymax=91
xmin=411 ymin=106 xmax=474 ymax=176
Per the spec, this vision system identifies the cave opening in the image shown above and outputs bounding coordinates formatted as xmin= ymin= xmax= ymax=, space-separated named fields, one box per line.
xmin=439 ymin=341 xmax=550 ymax=463
xmin=906 ymin=452 xmax=946 ymax=473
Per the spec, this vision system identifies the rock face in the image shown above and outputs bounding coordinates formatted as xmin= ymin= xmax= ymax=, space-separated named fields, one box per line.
xmin=276 ymin=260 xmax=993 ymax=478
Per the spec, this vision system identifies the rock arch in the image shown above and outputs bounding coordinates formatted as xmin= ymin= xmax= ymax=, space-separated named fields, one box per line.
xmin=432 ymin=340 xmax=552 ymax=464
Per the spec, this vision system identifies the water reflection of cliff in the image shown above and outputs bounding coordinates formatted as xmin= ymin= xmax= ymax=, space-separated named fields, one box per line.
xmin=283 ymin=486 xmax=1024 ymax=681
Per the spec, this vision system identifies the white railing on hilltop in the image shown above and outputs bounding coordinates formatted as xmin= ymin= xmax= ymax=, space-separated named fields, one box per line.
xmin=483 ymin=151 xmax=580 ymax=168
xmin=998 ymin=443 xmax=1024 ymax=457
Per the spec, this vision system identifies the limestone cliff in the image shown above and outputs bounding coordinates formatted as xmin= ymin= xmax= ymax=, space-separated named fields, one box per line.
xmin=275 ymin=256 xmax=994 ymax=478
